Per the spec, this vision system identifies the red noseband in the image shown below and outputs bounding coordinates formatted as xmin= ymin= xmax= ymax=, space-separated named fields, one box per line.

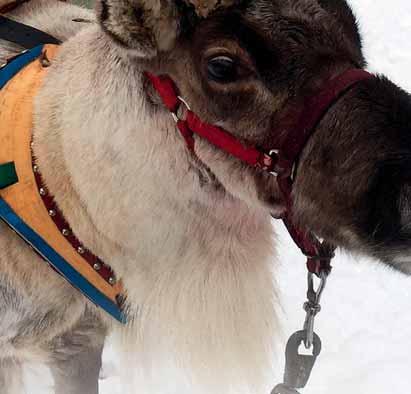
xmin=146 ymin=69 xmax=373 ymax=276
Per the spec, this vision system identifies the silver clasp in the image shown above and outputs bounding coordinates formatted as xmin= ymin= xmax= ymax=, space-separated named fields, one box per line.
xmin=171 ymin=96 xmax=191 ymax=123
xmin=303 ymin=270 xmax=328 ymax=349
xmin=268 ymin=149 xmax=280 ymax=176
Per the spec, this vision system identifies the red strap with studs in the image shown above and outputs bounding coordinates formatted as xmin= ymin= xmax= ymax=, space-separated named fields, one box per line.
xmin=32 ymin=160 xmax=117 ymax=286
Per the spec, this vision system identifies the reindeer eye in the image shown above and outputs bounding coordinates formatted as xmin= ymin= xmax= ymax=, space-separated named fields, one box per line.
xmin=207 ymin=56 xmax=238 ymax=83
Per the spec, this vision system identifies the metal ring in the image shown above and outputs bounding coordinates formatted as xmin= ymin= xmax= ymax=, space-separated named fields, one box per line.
xmin=170 ymin=96 xmax=191 ymax=123
xmin=171 ymin=112 xmax=179 ymax=123
xmin=177 ymin=96 xmax=191 ymax=110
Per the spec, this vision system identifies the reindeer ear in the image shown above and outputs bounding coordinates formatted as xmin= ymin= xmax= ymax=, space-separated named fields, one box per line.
xmin=95 ymin=0 xmax=179 ymax=58
xmin=96 ymin=0 xmax=241 ymax=57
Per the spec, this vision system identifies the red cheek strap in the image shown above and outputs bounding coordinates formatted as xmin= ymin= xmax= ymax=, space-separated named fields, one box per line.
xmin=146 ymin=72 xmax=276 ymax=171
xmin=144 ymin=69 xmax=373 ymax=277
xmin=185 ymin=111 xmax=275 ymax=171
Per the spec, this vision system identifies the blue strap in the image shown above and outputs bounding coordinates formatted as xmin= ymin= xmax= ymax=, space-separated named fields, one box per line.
xmin=0 ymin=198 xmax=126 ymax=323
xmin=0 ymin=45 xmax=44 ymax=89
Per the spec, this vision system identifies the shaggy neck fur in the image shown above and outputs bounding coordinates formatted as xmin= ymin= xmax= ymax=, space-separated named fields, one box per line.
xmin=32 ymin=25 xmax=279 ymax=393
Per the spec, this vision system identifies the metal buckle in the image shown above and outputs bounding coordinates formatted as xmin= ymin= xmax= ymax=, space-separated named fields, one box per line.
xmin=268 ymin=149 xmax=280 ymax=176
xmin=171 ymin=96 xmax=191 ymax=123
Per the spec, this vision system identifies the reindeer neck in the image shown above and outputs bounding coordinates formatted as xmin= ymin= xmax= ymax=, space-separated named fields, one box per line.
xmin=31 ymin=28 xmax=272 ymax=287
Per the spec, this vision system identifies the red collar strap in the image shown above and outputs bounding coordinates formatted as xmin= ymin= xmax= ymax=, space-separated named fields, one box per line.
xmin=146 ymin=69 xmax=373 ymax=276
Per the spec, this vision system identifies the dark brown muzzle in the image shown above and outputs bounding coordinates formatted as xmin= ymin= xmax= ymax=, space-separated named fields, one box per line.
xmin=292 ymin=74 xmax=411 ymax=273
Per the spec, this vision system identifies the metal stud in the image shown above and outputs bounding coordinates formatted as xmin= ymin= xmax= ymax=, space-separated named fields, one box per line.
xmin=93 ymin=262 xmax=101 ymax=271
xmin=77 ymin=246 xmax=85 ymax=255
xmin=0 ymin=63 xmax=7 ymax=69
xmin=48 ymin=209 xmax=56 ymax=217
xmin=39 ymin=188 xmax=47 ymax=196
xmin=108 ymin=277 xmax=116 ymax=285
xmin=33 ymin=165 xmax=39 ymax=173
xmin=62 ymin=229 xmax=70 ymax=237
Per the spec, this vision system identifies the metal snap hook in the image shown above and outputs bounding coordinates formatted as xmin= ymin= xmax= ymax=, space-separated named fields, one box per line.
xmin=303 ymin=271 xmax=328 ymax=349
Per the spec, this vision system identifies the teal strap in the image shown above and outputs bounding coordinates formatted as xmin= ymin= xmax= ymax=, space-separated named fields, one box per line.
xmin=0 ymin=197 xmax=126 ymax=323
xmin=0 ymin=162 xmax=18 ymax=189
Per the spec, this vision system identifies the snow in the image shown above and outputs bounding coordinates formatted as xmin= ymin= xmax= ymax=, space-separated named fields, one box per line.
xmin=26 ymin=1 xmax=411 ymax=393
xmin=275 ymin=223 xmax=411 ymax=394
xmin=351 ymin=0 xmax=411 ymax=92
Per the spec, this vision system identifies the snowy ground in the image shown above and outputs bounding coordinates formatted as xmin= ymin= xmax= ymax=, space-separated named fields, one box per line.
xmin=26 ymin=1 xmax=411 ymax=393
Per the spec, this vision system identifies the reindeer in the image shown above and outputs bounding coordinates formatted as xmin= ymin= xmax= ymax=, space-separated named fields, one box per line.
xmin=0 ymin=0 xmax=410 ymax=393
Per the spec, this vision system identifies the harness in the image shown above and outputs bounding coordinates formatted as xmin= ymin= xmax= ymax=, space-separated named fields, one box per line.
xmin=0 ymin=17 xmax=125 ymax=323
xmin=0 ymin=13 xmax=374 ymax=392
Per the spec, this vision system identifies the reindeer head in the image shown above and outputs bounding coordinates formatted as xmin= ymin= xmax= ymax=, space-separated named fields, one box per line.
xmin=96 ymin=0 xmax=411 ymax=272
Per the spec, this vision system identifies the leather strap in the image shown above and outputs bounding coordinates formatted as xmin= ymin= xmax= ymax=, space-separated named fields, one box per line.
xmin=0 ymin=16 xmax=61 ymax=49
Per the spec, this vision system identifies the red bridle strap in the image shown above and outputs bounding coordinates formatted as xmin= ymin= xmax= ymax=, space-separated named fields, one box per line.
xmin=146 ymin=72 xmax=276 ymax=172
xmin=273 ymin=69 xmax=373 ymax=177
xmin=145 ymin=69 xmax=373 ymax=276
xmin=272 ymin=69 xmax=373 ymax=274
xmin=184 ymin=111 xmax=275 ymax=171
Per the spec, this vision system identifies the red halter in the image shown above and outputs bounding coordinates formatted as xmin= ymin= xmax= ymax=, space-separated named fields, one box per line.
xmin=146 ymin=69 xmax=373 ymax=276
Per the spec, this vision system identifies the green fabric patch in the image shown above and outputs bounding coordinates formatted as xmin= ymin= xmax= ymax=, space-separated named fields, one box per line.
xmin=0 ymin=162 xmax=18 ymax=189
